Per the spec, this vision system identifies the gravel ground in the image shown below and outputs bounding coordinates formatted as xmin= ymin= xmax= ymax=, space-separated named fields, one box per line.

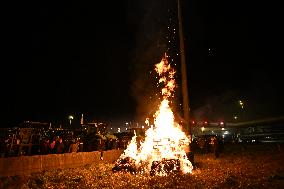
xmin=1 ymin=143 xmax=284 ymax=189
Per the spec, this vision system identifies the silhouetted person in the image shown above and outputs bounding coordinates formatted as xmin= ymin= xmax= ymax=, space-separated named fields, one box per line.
xmin=78 ymin=141 xmax=84 ymax=152
xmin=55 ymin=138 xmax=65 ymax=154
xmin=50 ymin=139 xmax=56 ymax=154
xmin=41 ymin=139 xmax=50 ymax=154
xmin=213 ymin=136 xmax=220 ymax=158
xmin=187 ymin=142 xmax=195 ymax=166
xmin=198 ymin=138 xmax=206 ymax=154
xmin=69 ymin=139 xmax=78 ymax=153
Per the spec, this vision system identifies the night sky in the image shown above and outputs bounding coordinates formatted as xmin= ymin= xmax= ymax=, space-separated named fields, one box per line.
xmin=2 ymin=0 xmax=283 ymax=127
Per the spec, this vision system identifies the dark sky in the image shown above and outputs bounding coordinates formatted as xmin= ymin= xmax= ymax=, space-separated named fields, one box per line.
xmin=2 ymin=0 xmax=283 ymax=127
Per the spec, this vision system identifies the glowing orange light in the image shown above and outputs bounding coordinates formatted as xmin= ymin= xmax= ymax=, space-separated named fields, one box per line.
xmin=119 ymin=54 xmax=193 ymax=175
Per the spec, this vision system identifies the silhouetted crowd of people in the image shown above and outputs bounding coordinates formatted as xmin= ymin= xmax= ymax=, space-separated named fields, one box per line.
xmin=0 ymin=127 xmax=132 ymax=158
xmin=191 ymin=135 xmax=224 ymax=158
xmin=40 ymin=137 xmax=80 ymax=155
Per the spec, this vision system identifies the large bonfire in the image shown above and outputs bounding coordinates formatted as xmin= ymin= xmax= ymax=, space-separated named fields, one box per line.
xmin=114 ymin=54 xmax=193 ymax=176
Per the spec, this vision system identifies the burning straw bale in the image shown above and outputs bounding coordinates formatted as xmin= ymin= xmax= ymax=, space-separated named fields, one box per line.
xmin=112 ymin=157 xmax=137 ymax=174
xmin=150 ymin=159 xmax=181 ymax=176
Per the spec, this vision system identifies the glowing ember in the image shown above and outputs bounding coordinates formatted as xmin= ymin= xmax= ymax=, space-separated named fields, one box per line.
xmin=116 ymin=54 xmax=193 ymax=175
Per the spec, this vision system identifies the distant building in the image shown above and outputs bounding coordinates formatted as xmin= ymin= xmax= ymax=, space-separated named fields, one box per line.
xmin=18 ymin=121 xmax=50 ymax=130
xmin=84 ymin=122 xmax=108 ymax=134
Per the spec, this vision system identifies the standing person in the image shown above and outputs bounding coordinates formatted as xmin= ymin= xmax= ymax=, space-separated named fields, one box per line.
xmin=69 ymin=139 xmax=78 ymax=153
xmin=78 ymin=138 xmax=84 ymax=152
xmin=41 ymin=139 xmax=50 ymax=154
xmin=49 ymin=139 xmax=56 ymax=154
xmin=213 ymin=136 xmax=220 ymax=158
xmin=198 ymin=137 xmax=206 ymax=154
xmin=55 ymin=138 xmax=65 ymax=154
xmin=188 ymin=142 xmax=195 ymax=166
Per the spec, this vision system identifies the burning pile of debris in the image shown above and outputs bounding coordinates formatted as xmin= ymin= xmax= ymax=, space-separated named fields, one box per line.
xmin=113 ymin=54 xmax=193 ymax=176
xmin=150 ymin=159 xmax=181 ymax=176
xmin=112 ymin=157 xmax=136 ymax=174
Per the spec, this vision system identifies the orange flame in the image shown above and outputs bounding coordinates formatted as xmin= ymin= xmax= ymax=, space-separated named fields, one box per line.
xmin=119 ymin=53 xmax=193 ymax=175
xmin=155 ymin=54 xmax=176 ymax=98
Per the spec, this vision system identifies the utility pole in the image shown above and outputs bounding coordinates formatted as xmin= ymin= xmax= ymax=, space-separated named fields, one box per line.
xmin=178 ymin=0 xmax=191 ymax=141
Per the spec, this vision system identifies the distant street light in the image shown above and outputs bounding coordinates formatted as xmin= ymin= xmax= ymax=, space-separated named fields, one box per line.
xmin=238 ymin=100 xmax=246 ymax=120
xmin=239 ymin=100 xmax=244 ymax=109
xmin=68 ymin=115 xmax=74 ymax=126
